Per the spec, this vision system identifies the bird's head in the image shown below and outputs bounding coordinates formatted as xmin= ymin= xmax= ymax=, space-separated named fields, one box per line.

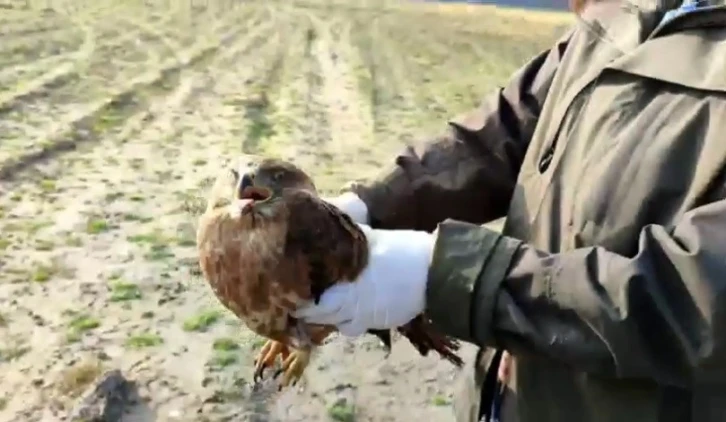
xmin=230 ymin=158 xmax=316 ymax=218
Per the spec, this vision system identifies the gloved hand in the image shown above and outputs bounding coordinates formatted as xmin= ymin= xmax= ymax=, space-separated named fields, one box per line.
xmin=323 ymin=192 xmax=369 ymax=225
xmin=293 ymin=224 xmax=435 ymax=336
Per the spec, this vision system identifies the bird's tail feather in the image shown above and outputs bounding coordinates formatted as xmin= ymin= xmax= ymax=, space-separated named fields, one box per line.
xmin=367 ymin=328 xmax=392 ymax=351
xmin=398 ymin=315 xmax=464 ymax=367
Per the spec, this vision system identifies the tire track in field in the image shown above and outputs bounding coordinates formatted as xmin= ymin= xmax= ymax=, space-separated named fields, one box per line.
xmin=122 ymin=8 xmax=278 ymax=159
xmin=52 ymin=0 xmax=115 ymax=17
xmin=360 ymin=17 xmax=437 ymax=144
xmin=349 ymin=14 xmax=387 ymax=142
xmin=0 ymin=15 xmax=253 ymax=185
xmin=72 ymin=21 xmax=181 ymax=91
xmin=48 ymin=8 xmax=281 ymax=237
xmin=0 ymin=8 xmax=66 ymax=31
xmin=263 ymin=14 xmax=333 ymax=166
xmin=0 ymin=7 xmax=234 ymax=172
xmin=0 ymin=52 xmax=78 ymax=85
xmin=119 ymin=15 xmax=183 ymax=53
xmin=0 ymin=17 xmax=82 ymax=44
xmin=0 ymin=2 xmax=202 ymax=116
xmin=350 ymin=13 xmax=428 ymax=153
xmin=0 ymin=9 xmax=271 ymax=282
xmin=301 ymin=24 xmax=332 ymax=149
xmin=0 ymin=14 xmax=146 ymax=116
xmin=239 ymin=30 xmax=294 ymax=155
xmin=0 ymin=11 xmax=268 ymax=216
xmin=376 ymin=17 xmax=468 ymax=121
xmin=118 ymin=6 xmax=277 ymax=162
xmin=114 ymin=11 xmax=186 ymax=68
xmin=0 ymin=22 xmax=140 ymax=157
xmin=0 ymin=18 xmax=67 ymax=37
xmin=0 ymin=3 xmax=114 ymax=67
xmin=0 ymin=27 xmax=86 ymax=68
xmin=152 ymin=7 xmax=219 ymax=47
xmin=255 ymin=10 xmax=378 ymax=190
xmin=307 ymin=15 xmax=377 ymax=182
xmin=0 ymin=21 xmax=96 ymax=116
xmin=248 ymin=13 xmax=319 ymax=166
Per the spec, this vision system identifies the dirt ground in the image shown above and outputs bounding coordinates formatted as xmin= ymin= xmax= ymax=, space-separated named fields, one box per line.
xmin=0 ymin=1 xmax=570 ymax=421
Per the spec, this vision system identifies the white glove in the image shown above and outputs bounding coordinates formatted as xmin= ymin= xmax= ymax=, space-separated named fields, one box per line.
xmin=293 ymin=224 xmax=435 ymax=337
xmin=323 ymin=192 xmax=369 ymax=225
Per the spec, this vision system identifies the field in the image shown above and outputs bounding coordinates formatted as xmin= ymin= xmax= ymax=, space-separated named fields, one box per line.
xmin=0 ymin=1 xmax=572 ymax=420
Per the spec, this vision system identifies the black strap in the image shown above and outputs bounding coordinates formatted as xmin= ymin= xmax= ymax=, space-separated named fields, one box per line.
xmin=477 ymin=348 xmax=504 ymax=421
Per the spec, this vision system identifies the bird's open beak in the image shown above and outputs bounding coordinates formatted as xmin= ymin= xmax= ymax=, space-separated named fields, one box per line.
xmin=237 ymin=173 xmax=254 ymax=199
xmin=239 ymin=185 xmax=272 ymax=203
xmin=236 ymin=172 xmax=272 ymax=202
xmin=232 ymin=185 xmax=272 ymax=219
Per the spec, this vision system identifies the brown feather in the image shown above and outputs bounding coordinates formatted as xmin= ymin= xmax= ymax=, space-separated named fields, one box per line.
xmin=282 ymin=188 xmax=369 ymax=303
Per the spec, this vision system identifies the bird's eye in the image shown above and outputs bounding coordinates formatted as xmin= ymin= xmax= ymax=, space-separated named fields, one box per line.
xmin=273 ymin=172 xmax=284 ymax=181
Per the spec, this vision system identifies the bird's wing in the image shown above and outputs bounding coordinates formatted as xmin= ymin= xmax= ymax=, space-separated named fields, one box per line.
xmin=282 ymin=188 xmax=369 ymax=303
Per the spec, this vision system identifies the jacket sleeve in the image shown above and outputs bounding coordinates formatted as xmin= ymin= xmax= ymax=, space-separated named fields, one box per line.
xmin=425 ymin=198 xmax=726 ymax=387
xmin=347 ymin=32 xmax=571 ymax=232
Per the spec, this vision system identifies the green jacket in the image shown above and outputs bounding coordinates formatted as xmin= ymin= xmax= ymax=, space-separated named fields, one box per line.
xmin=348 ymin=0 xmax=726 ymax=421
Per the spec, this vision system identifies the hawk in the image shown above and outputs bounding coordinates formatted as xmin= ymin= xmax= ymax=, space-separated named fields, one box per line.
xmin=196 ymin=157 xmax=462 ymax=390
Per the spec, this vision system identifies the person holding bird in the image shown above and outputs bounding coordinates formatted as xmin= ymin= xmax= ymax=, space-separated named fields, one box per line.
xmin=292 ymin=0 xmax=726 ymax=421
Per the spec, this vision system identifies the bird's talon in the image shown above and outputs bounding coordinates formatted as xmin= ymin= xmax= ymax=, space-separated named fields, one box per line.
xmin=253 ymin=340 xmax=289 ymax=384
xmin=251 ymin=341 xmax=312 ymax=391
xmin=253 ymin=367 xmax=265 ymax=383
xmin=276 ymin=349 xmax=311 ymax=389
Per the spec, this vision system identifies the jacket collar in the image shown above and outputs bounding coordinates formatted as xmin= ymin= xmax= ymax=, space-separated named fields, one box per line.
xmin=652 ymin=1 xmax=726 ymax=36
xmin=579 ymin=0 xmax=726 ymax=50
xmin=627 ymin=0 xmax=726 ymax=36
xmin=601 ymin=0 xmax=726 ymax=93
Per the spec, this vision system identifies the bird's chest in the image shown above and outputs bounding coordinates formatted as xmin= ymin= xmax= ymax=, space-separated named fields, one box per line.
xmin=204 ymin=225 xmax=288 ymax=327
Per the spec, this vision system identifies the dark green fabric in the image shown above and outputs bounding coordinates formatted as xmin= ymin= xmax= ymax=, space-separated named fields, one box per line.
xmin=351 ymin=0 xmax=726 ymax=420
xmin=426 ymin=220 xmax=521 ymax=344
